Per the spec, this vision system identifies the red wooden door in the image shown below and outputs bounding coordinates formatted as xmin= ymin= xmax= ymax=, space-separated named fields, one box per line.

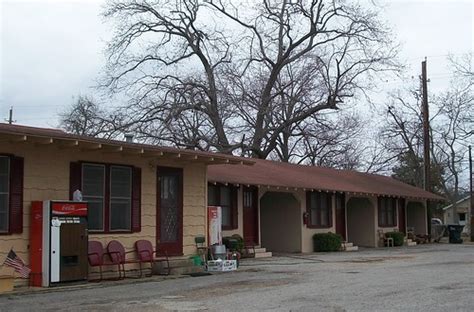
xmin=398 ymin=198 xmax=406 ymax=235
xmin=157 ymin=167 xmax=183 ymax=256
xmin=335 ymin=193 xmax=346 ymax=240
xmin=243 ymin=186 xmax=259 ymax=245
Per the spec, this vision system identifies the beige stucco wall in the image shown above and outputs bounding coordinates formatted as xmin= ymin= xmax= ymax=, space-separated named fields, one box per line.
xmin=407 ymin=201 xmax=427 ymax=235
xmin=346 ymin=196 xmax=377 ymax=247
xmin=260 ymin=191 xmax=301 ymax=252
xmin=293 ymin=190 xmax=337 ymax=253
xmin=0 ymin=140 xmax=208 ymax=285
xmin=223 ymin=187 xmax=337 ymax=253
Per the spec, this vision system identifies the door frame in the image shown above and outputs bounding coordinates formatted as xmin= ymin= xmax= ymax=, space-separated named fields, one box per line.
xmin=156 ymin=166 xmax=183 ymax=256
xmin=242 ymin=186 xmax=259 ymax=245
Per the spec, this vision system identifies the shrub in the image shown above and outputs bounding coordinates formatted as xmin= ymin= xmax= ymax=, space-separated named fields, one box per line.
xmin=313 ymin=232 xmax=342 ymax=252
xmin=385 ymin=231 xmax=404 ymax=246
xmin=223 ymin=234 xmax=244 ymax=252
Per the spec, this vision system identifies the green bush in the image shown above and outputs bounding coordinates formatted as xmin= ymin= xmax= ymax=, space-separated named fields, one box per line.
xmin=385 ymin=231 xmax=404 ymax=246
xmin=223 ymin=234 xmax=244 ymax=252
xmin=313 ymin=233 xmax=342 ymax=252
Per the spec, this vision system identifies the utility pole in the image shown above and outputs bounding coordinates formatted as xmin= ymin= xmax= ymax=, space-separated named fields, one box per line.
xmin=469 ymin=145 xmax=473 ymax=242
xmin=5 ymin=106 xmax=15 ymax=124
xmin=421 ymin=59 xmax=432 ymax=237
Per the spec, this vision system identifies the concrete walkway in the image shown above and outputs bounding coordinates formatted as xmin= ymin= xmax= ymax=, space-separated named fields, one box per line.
xmin=1 ymin=243 xmax=473 ymax=311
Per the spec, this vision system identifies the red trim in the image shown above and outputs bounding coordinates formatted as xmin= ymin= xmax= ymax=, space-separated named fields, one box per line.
xmin=9 ymin=156 xmax=23 ymax=234
xmin=156 ymin=166 xmax=183 ymax=256
xmin=242 ymin=186 xmax=259 ymax=245
xmin=335 ymin=193 xmax=346 ymax=240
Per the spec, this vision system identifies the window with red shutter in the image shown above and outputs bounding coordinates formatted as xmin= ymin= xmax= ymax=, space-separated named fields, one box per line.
xmin=70 ymin=161 xmax=141 ymax=233
xmin=306 ymin=191 xmax=332 ymax=228
xmin=378 ymin=197 xmax=397 ymax=227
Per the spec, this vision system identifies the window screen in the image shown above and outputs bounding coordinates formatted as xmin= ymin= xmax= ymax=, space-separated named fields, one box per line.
xmin=110 ymin=166 xmax=132 ymax=231
xmin=82 ymin=164 xmax=105 ymax=231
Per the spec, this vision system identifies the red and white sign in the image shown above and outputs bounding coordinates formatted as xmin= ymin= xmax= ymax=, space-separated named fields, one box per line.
xmin=51 ymin=202 xmax=87 ymax=216
xmin=208 ymin=206 xmax=222 ymax=246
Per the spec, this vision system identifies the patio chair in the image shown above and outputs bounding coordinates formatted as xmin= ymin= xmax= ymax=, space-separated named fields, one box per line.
xmin=195 ymin=235 xmax=209 ymax=264
xmin=378 ymin=230 xmax=394 ymax=247
xmin=107 ymin=240 xmax=143 ymax=279
xmin=88 ymin=240 xmax=121 ymax=281
xmin=134 ymin=240 xmax=170 ymax=276
xmin=407 ymin=227 xmax=416 ymax=240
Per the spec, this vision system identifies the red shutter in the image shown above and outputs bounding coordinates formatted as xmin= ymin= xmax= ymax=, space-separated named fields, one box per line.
xmin=231 ymin=186 xmax=238 ymax=230
xmin=69 ymin=162 xmax=82 ymax=200
xmin=131 ymin=166 xmax=141 ymax=232
xmin=9 ymin=156 xmax=24 ymax=234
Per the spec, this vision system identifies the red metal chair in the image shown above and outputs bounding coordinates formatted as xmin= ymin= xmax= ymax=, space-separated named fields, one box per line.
xmin=88 ymin=240 xmax=121 ymax=281
xmin=135 ymin=240 xmax=170 ymax=276
xmin=107 ymin=240 xmax=143 ymax=278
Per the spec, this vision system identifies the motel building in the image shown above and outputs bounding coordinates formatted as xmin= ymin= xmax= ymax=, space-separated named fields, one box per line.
xmin=0 ymin=123 xmax=442 ymax=288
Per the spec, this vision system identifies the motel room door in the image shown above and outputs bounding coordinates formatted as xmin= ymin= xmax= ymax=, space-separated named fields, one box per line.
xmin=243 ymin=186 xmax=259 ymax=245
xmin=335 ymin=193 xmax=346 ymax=241
xmin=157 ymin=167 xmax=183 ymax=256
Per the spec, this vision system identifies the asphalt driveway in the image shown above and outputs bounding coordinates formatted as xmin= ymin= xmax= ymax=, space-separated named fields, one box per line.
xmin=1 ymin=243 xmax=473 ymax=312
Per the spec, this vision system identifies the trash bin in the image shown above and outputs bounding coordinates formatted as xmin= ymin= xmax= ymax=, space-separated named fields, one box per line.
xmin=447 ymin=224 xmax=464 ymax=244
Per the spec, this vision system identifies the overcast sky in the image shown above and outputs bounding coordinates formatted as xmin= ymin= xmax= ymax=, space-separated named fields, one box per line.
xmin=0 ymin=0 xmax=472 ymax=128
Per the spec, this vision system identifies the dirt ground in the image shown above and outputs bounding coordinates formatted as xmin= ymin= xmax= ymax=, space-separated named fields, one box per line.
xmin=1 ymin=243 xmax=473 ymax=312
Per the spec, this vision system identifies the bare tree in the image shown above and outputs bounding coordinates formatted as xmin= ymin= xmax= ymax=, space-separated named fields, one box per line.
xmin=378 ymin=54 xmax=473 ymax=213
xmin=59 ymin=95 xmax=124 ymax=139
xmin=97 ymin=0 xmax=398 ymax=160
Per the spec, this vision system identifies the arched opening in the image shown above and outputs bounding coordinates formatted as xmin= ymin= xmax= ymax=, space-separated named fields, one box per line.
xmin=260 ymin=192 xmax=302 ymax=252
xmin=406 ymin=201 xmax=427 ymax=235
xmin=346 ymin=197 xmax=376 ymax=247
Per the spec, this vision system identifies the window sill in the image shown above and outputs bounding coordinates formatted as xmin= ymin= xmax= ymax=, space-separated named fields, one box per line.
xmin=88 ymin=230 xmax=133 ymax=234
xmin=306 ymin=224 xmax=332 ymax=229
xmin=222 ymin=226 xmax=236 ymax=231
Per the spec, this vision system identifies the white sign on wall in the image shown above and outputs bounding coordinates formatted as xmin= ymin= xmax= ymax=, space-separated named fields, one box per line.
xmin=208 ymin=206 xmax=222 ymax=245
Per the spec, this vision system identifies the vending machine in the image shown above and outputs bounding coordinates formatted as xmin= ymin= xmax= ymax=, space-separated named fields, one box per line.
xmin=30 ymin=201 xmax=88 ymax=287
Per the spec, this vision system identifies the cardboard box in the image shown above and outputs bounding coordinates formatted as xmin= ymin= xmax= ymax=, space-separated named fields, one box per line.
xmin=0 ymin=275 xmax=14 ymax=293
xmin=206 ymin=260 xmax=237 ymax=272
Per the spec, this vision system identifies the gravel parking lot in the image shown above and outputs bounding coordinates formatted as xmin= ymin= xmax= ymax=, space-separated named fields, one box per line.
xmin=1 ymin=243 xmax=473 ymax=312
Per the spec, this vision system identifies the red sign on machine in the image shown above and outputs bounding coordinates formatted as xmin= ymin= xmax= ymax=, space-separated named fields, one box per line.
xmin=51 ymin=202 xmax=87 ymax=216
